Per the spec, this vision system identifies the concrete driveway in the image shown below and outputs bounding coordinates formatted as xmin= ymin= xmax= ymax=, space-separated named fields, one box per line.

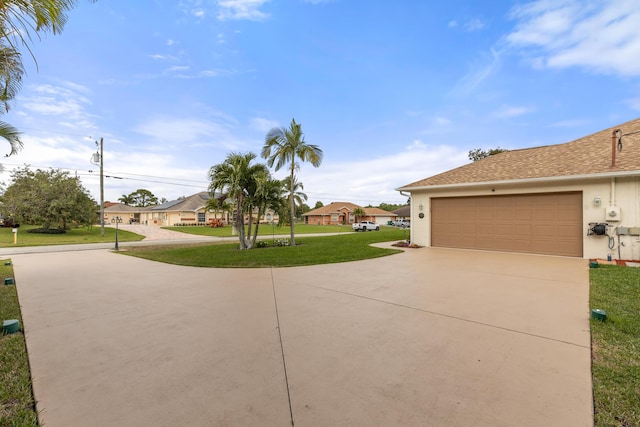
xmin=11 ymin=246 xmax=593 ymax=426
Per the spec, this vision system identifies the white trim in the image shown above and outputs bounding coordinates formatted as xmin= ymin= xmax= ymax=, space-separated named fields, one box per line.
xmin=396 ymin=170 xmax=640 ymax=192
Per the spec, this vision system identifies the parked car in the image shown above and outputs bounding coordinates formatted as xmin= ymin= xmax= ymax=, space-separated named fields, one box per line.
xmin=393 ymin=219 xmax=410 ymax=228
xmin=352 ymin=221 xmax=380 ymax=231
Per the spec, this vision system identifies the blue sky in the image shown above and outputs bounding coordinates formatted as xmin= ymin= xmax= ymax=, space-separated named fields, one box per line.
xmin=2 ymin=0 xmax=640 ymax=207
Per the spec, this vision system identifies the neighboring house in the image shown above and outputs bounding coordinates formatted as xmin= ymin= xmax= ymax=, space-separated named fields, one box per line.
xmin=139 ymin=192 xmax=216 ymax=226
xmin=396 ymin=117 xmax=640 ymax=260
xmin=103 ymin=203 xmax=143 ymax=225
xmin=105 ymin=191 xmax=278 ymax=227
xmin=365 ymin=207 xmax=396 ymax=225
xmin=392 ymin=205 xmax=410 ymax=222
xmin=303 ymin=202 xmax=396 ymax=225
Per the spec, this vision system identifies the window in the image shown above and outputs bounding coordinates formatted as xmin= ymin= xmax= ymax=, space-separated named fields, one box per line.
xmin=332 ymin=214 xmax=338 ymax=222
xmin=198 ymin=212 xmax=205 ymax=223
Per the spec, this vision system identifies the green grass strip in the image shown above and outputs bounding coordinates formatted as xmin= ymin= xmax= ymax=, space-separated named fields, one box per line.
xmin=0 ymin=260 xmax=39 ymax=426
xmin=0 ymin=225 xmax=144 ymax=248
xmin=590 ymin=265 xmax=640 ymax=426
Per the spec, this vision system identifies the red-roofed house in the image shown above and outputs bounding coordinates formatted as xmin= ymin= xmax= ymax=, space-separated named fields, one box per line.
xmin=303 ymin=202 xmax=396 ymax=225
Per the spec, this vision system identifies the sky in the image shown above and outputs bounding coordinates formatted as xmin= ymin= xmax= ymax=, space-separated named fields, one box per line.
xmin=1 ymin=0 xmax=640 ymax=208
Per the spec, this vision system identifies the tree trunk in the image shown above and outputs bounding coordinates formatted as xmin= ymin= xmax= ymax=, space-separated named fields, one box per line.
xmin=245 ymin=205 xmax=254 ymax=249
xmin=236 ymin=198 xmax=247 ymax=250
xmin=251 ymin=209 xmax=261 ymax=248
xmin=289 ymin=167 xmax=296 ymax=246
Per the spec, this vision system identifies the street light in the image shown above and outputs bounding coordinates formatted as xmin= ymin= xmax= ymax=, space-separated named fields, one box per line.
xmin=266 ymin=213 xmax=274 ymax=245
xmin=111 ymin=216 xmax=122 ymax=251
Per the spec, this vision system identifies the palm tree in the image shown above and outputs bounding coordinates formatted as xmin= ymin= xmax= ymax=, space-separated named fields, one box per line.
xmin=262 ymin=118 xmax=322 ymax=246
xmin=249 ymin=174 xmax=284 ymax=244
xmin=353 ymin=207 xmax=366 ymax=224
xmin=0 ymin=0 xmax=95 ymax=156
xmin=209 ymin=152 xmax=270 ymax=250
xmin=118 ymin=194 xmax=135 ymax=205
xmin=281 ymin=175 xmax=308 ymax=224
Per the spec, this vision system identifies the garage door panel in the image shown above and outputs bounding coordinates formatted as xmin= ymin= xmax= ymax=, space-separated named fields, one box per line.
xmin=431 ymin=192 xmax=582 ymax=257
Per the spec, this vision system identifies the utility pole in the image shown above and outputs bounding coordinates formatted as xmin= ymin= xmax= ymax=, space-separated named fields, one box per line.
xmin=91 ymin=138 xmax=105 ymax=237
xmin=99 ymin=137 xmax=104 ymax=237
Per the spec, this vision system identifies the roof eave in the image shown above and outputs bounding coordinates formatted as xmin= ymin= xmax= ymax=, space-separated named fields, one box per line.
xmin=396 ymin=169 xmax=640 ymax=192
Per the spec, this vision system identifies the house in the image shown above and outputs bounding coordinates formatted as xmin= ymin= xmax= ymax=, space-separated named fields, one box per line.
xmin=392 ymin=205 xmax=410 ymax=222
xmin=396 ymin=117 xmax=640 ymax=260
xmin=105 ymin=191 xmax=279 ymax=227
xmin=138 ymin=192 xmax=214 ymax=226
xmin=103 ymin=203 xmax=143 ymax=224
xmin=303 ymin=202 xmax=396 ymax=225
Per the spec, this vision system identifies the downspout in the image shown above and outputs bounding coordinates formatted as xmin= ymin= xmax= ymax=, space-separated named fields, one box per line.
xmin=611 ymin=129 xmax=619 ymax=168
xmin=610 ymin=177 xmax=616 ymax=207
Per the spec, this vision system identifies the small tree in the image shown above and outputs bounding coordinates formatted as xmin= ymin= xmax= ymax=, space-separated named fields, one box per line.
xmin=209 ymin=152 xmax=274 ymax=250
xmin=353 ymin=207 xmax=366 ymax=223
xmin=127 ymin=189 xmax=159 ymax=207
xmin=118 ymin=194 xmax=135 ymax=205
xmin=1 ymin=167 xmax=96 ymax=230
xmin=468 ymin=147 xmax=508 ymax=162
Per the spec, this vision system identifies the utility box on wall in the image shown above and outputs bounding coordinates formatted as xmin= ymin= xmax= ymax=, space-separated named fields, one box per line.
xmin=605 ymin=206 xmax=621 ymax=222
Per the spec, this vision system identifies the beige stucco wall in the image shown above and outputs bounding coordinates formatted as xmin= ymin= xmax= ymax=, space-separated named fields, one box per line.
xmin=407 ymin=176 xmax=640 ymax=260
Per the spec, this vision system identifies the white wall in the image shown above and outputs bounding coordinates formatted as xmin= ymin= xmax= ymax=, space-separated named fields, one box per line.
xmin=408 ymin=176 xmax=640 ymax=260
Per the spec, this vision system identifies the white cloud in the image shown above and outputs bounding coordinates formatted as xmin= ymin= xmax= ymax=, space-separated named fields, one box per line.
xmin=448 ymin=20 xmax=458 ymax=28
xmin=492 ymin=105 xmax=535 ymax=118
xmin=464 ymin=18 xmax=486 ymax=32
xmin=506 ymin=0 xmax=640 ymax=76
xmin=250 ymin=117 xmax=279 ymax=133
xmin=132 ymin=116 xmax=247 ymax=152
xmin=18 ymin=83 xmax=97 ymax=130
xmin=550 ymin=118 xmax=590 ymax=128
xmin=449 ymin=48 xmax=502 ymax=97
xmin=299 ymin=143 xmax=468 ymax=206
xmin=217 ymin=0 xmax=270 ymax=21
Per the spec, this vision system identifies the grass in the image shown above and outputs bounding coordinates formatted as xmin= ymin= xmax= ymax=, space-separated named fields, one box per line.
xmin=0 ymin=225 xmax=145 ymax=248
xmin=163 ymin=223 xmax=354 ymax=237
xmin=124 ymin=226 xmax=409 ymax=267
xmin=0 ymin=259 xmax=39 ymax=427
xmin=590 ymin=265 xmax=640 ymax=427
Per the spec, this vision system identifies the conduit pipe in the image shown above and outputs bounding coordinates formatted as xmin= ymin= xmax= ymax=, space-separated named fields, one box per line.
xmin=611 ymin=129 xmax=620 ymax=168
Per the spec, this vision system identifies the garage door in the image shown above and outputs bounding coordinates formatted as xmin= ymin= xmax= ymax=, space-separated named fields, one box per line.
xmin=431 ymin=192 xmax=583 ymax=257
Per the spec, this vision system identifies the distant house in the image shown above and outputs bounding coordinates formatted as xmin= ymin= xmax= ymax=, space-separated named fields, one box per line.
xmin=303 ymin=202 xmax=396 ymax=225
xmin=103 ymin=203 xmax=144 ymax=225
xmin=392 ymin=205 xmax=410 ymax=221
xmin=396 ymin=117 xmax=640 ymax=259
xmin=104 ymin=191 xmax=278 ymax=227
xmin=139 ymin=192 xmax=216 ymax=226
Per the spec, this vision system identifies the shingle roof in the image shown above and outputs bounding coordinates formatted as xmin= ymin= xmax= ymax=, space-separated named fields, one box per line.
xmin=303 ymin=202 xmax=361 ymax=216
xmin=399 ymin=117 xmax=640 ymax=189
xmin=104 ymin=203 xmax=144 ymax=213
xmin=364 ymin=207 xmax=396 ymax=217
xmin=303 ymin=202 xmax=395 ymax=217
xmin=393 ymin=205 xmax=410 ymax=217
xmin=150 ymin=192 xmax=211 ymax=212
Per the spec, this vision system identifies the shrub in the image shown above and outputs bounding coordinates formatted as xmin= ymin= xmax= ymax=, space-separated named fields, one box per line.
xmin=27 ymin=228 xmax=66 ymax=234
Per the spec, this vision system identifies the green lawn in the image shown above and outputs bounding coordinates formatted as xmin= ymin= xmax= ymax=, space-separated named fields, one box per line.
xmin=0 ymin=260 xmax=38 ymax=426
xmin=125 ymin=227 xmax=409 ymax=267
xmin=0 ymin=225 xmax=145 ymax=248
xmin=590 ymin=265 xmax=640 ymax=426
xmin=163 ymin=223 xmax=355 ymax=237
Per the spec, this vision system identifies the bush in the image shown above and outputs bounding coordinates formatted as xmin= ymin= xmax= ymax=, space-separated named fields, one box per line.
xmin=27 ymin=228 xmax=66 ymax=234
